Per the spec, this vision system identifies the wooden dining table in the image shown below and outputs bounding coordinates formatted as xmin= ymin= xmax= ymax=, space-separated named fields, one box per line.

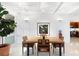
xmin=23 ymin=36 xmax=64 ymax=56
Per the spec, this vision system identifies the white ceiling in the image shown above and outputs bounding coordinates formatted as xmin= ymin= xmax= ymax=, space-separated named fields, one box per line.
xmin=1 ymin=2 xmax=79 ymax=20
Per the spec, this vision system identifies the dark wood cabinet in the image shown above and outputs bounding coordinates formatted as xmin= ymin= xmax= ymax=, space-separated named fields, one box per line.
xmin=70 ymin=22 xmax=79 ymax=28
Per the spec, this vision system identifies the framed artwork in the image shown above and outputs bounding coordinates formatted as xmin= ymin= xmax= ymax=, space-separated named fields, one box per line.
xmin=37 ymin=22 xmax=50 ymax=35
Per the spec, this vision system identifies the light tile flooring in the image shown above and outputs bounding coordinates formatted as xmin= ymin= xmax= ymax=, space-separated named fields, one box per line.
xmin=9 ymin=37 xmax=79 ymax=56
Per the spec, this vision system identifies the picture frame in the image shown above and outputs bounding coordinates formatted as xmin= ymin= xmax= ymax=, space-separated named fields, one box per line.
xmin=37 ymin=22 xmax=50 ymax=35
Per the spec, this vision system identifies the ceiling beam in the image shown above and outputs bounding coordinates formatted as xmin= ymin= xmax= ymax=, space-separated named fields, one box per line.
xmin=53 ymin=2 xmax=63 ymax=15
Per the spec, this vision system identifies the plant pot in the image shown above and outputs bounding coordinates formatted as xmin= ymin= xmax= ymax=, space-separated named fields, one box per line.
xmin=0 ymin=44 xmax=10 ymax=56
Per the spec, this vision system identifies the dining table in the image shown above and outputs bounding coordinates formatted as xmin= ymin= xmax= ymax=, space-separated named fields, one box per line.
xmin=23 ymin=36 xmax=64 ymax=56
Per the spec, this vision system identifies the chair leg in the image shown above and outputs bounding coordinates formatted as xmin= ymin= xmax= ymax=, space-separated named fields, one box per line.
xmin=32 ymin=47 xmax=34 ymax=54
xmin=37 ymin=47 xmax=39 ymax=56
xmin=49 ymin=51 xmax=50 ymax=56
xmin=63 ymin=45 xmax=65 ymax=54
xmin=37 ymin=50 xmax=38 ymax=56
xmin=53 ymin=46 xmax=54 ymax=54
xmin=22 ymin=46 xmax=24 ymax=55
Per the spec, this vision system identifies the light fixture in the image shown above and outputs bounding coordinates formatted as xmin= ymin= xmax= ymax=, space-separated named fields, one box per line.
xmin=57 ymin=18 xmax=63 ymax=21
xmin=24 ymin=17 xmax=31 ymax=22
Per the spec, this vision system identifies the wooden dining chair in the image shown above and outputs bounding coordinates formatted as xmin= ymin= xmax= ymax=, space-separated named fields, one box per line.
xmin=22 ymin=36 xmax=28 ymax=55
xmin=22 ymin=36 xmax=34 ymax=55
xmin=53 ymin=37 xmax=65 ymax=54
xmin=37 ymin=39 xmax=50 ymax=56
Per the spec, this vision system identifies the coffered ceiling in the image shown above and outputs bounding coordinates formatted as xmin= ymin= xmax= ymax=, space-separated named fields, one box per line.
xmin=1 ymin=2 xmax=79 ymax=20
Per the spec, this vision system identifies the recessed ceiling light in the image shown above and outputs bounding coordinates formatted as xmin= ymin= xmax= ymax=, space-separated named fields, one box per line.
xmin=24 ymin=17 xmax=30 ymax=20
xmin=57 ymin=18 xmax=63 ymax=21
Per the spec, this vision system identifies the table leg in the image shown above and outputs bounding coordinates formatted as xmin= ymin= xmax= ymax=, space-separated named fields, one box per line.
xmin=27 ymin=44 xmax=29 ymax=56
xmin=59 ymin=43 xmax=62 ymax=56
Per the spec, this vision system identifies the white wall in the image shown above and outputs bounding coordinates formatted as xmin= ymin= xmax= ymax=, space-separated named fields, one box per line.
xmin=13 ymin=15 xmax=71 ymax=44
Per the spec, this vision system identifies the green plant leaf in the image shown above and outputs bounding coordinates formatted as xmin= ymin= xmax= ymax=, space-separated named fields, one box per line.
xmin=0 ymin=7 xmax=4 ymax=12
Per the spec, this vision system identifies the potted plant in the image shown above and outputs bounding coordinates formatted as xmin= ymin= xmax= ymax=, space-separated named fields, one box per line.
xmin=0 ymin=4 xmax=16 ymax=56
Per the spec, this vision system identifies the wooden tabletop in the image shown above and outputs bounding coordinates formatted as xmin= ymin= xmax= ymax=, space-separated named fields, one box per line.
xmin=23 ymin=36 xmax=64 ymax=44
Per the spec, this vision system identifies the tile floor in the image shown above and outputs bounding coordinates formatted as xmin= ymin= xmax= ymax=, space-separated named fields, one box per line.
xmin=9 ymin=37 xmax=79 ymax=56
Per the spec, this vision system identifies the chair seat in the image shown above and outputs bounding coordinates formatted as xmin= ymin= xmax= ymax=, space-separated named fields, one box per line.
xmin=27 ymin=43 xmax=34 ymax=47
xmin=53 ymin=43 xmax=64 ymax=47
xmin=38 ymin=45 xmax=49 ymax=47
xmin=38 ymin=47 xmax=49 ymax=52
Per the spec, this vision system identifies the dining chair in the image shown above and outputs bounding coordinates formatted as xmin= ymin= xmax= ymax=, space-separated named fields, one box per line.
xmin=37 ymin=39 xmax=50 ymax=56
xmin=22 ymin=36 xmax=34 ymax=55
xmin=22 ymin=36 xmax=27 ymax=55
xmin=53 ymin=37 xmax=65 ymax=54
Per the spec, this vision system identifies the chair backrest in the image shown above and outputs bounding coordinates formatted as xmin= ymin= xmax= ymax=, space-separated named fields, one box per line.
xmin=23 ymin=36 xmax=27 ymax=42
xmin=38 ymin=39 xmax=49 ymax=46
xmin=58 ymin=30 xmax=64 ymax=40
xmin=38 ymin=39 xmax=50 ymax=52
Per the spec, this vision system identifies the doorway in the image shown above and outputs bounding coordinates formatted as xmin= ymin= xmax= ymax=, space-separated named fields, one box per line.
xmin=70 ymin=22 xmax=79 ymax=43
